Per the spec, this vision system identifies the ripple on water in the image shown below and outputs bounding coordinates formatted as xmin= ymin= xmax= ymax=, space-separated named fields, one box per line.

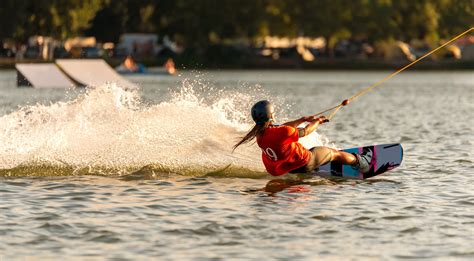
xmin=82 ymin=229 xmax=122 ymax=243
xmin=164 ymin=222 xmax=221 ymax=236
xmin=23 ymin=235 xmax=60 ymax=246
xmin=33 ymin=213 xmax=61 ymax=221
xmin=311 ymin=215 xmax=341 ymax=222
xmin=37 ymin=222 xmax=74 ymax=234
xmin=399 ymin=227 xmax=423 ymax=234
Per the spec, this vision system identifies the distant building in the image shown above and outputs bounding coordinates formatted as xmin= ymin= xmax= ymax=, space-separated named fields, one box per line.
xmin=116 ymin=33 xmax=159 ymax=57
xmin=257 ymin=36 xmax=325 ymax=61
xmin=64 ymin=37 xmax=96 ymax=51
xmin=64 ymin=37 xmax=100 ymax=58
xmin=26 ymin=36 xmax=57 ymax=60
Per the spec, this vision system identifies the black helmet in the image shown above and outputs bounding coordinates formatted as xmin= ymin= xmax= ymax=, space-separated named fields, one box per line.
xmin=251 ymin=100 xmax=274 ymax=125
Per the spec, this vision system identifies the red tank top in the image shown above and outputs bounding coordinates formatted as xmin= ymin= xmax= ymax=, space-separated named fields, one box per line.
xmin=256 ymin=125 xmax=311 ymax=176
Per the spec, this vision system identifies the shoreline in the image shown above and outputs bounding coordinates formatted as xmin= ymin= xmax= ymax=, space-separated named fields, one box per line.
xmin=1 ymin=57 xmax=473 ymax=71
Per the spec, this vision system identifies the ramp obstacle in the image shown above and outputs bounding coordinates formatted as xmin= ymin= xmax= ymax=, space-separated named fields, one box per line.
xmin=16 ymin=59 xmax=138 ymax=90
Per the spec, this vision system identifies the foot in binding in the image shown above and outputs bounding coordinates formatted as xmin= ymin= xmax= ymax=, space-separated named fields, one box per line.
xmin=353 ymin=149 xmax=374 ymax=173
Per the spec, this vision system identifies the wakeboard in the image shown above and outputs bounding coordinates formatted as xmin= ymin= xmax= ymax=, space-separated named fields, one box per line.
xmin=313 ymin=143 xmax=403 ymax=179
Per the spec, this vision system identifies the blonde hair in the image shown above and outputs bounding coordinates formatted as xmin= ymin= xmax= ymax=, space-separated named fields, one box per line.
xmin=232 ymin=122 xmax=271 ymax=151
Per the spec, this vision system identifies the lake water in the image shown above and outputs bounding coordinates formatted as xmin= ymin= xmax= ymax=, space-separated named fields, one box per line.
xmin=0 ymin=70 xmax=473 ymax=260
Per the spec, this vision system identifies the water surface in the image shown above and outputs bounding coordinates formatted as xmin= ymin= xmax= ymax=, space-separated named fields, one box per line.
xmin=1 ymin=70 xmax=473 ymax=260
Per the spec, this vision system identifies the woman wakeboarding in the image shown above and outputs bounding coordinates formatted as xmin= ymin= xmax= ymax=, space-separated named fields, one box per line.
xmin=233 ymin=100 xmax=373 ymax=176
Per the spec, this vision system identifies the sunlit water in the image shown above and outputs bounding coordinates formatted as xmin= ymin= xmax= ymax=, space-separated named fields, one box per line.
xmin=0 ymin=70 xmax=473 ymax=260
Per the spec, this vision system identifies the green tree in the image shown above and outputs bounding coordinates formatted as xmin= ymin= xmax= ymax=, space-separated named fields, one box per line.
xmin=86 ymin=0 xmax=158 ymax=42
xmin=287 ymin=0 xmax=353 ymax=57
xmin=437 ymin=0 xmax=474 ymax=38
xmin=1 ymin=0 xmax=472 ymax=54
xmin=0 ymin=0 xmax=104 ymax=41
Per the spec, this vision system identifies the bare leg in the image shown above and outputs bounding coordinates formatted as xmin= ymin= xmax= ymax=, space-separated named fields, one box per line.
xmin=310 ymin=147 xmax=358 ymax=168
xmin=331 ymin=149 xmax=357 ymax=165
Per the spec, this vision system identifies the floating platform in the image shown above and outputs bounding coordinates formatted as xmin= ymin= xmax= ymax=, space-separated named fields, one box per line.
xmin=16 ymin=63 xmax=75 ymax=88
xmin=56 ymin=59 xmax=138 ymax=89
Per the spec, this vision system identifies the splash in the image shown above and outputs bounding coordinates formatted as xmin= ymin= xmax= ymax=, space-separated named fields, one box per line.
xmin=0 ymin=80 xmax=331 ymax=178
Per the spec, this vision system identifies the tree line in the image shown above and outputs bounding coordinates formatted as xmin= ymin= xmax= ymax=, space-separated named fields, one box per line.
xmin=1 ymin=0 xmax=472 ymax=49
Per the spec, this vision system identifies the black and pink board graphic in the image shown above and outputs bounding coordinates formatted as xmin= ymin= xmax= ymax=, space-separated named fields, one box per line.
xmin=313 ymin=143 xmax=403 ymax=179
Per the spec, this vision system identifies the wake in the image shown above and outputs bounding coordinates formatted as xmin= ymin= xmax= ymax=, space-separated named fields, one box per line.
xmin=0 ymin=80 xmax=331 ymax=177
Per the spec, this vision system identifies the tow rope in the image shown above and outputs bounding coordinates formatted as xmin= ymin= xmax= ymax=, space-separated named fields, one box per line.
xmin=313 ymin=27 xmax=474 ymax=122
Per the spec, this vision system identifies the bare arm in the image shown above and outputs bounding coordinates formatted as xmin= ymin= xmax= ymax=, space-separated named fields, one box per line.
xmin=282 ymin=116 xmax=309 ymax=128
xmin=284 ymin=116 xmax=328 ymax=137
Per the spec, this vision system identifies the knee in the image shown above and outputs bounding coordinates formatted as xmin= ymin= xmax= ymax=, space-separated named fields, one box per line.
xmin=331 ymin=149 xmax=344 ymax=161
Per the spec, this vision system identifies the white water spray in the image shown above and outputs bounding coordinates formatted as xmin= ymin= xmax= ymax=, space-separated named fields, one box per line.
xmin=0 ymin=81 xmax=331 ymax=176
